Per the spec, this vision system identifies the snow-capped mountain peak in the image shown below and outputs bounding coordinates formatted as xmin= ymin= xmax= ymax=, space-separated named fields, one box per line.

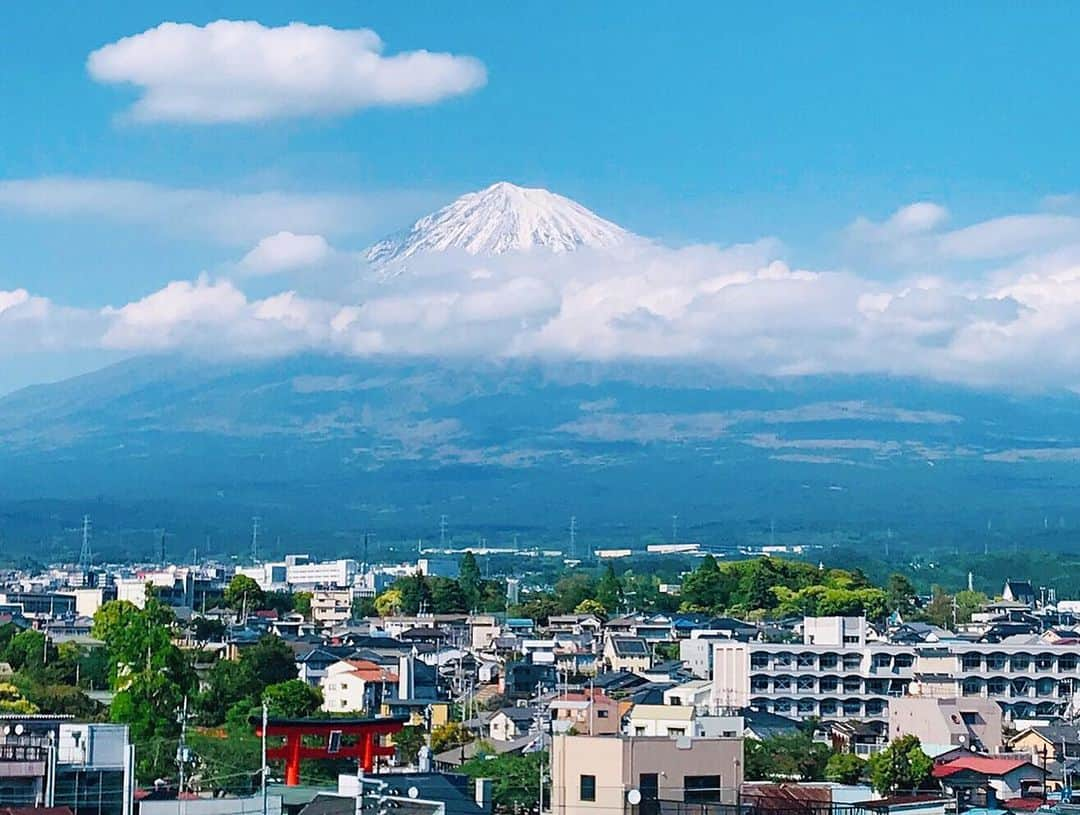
xmin=365 ymin=181 xmax=632 ymax=267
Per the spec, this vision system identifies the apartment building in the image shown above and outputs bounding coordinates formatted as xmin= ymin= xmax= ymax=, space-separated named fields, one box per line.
xmin=310 ymin=589 xmax=353 ymax=628
xmin=712 ymin=616 xmax=1080 ymax=723
xmin=550 ymin=734 xmax=743 ymax=815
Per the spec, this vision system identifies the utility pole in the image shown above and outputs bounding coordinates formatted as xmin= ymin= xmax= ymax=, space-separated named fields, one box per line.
xmin=261 ymin=702 xmax=269 ymax=815
xmin=177 ymin=696 xmax=189 ymax=797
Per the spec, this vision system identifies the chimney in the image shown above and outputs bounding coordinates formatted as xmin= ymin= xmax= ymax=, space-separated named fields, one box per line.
xmin=475 ymin=778 xmax=493 ymax=814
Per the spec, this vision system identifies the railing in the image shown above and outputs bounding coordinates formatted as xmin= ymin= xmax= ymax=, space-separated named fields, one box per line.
xmin=0 ymin=743 xmax=47 ymax=762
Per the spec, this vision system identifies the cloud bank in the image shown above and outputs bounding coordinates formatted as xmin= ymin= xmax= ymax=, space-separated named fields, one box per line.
xmin=11 ymin=194 xmax=1080 ymax=390
xmin=87 ymin=20 xmax=487 ymax=123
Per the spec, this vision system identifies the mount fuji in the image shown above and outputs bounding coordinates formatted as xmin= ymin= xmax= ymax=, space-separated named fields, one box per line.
xmin=364 ymin=181 xmax=633 ymax=269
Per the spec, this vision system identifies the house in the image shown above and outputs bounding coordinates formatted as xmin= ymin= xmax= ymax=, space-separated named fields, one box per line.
xmin=549 ymin=689 xmax=620 ymax=736
xmin=320 ymin=659 xmax=398 ymax=713
xmin=550 ymin=733 xmax=743 ymax=815
xmin=663 ymin=679 xmax=713 ymax=711
xmin=889 ymin=695 xmax=1003 ymax=753
xmin=625 ymin=704 xmax=696 ymax=737
xmin=603 ymin=636 xmax=651 ymax=673
xmin=1002 ymin=581 xmax=1037 ymax=608
xmin=1007 ymin=723 xmax=1080 ymax=762
xmin=295 ymin=647 xmax=353 ymax=687
xmin=488 ymin=706 xmax=537 ymax=741
xmin=932 ymin=756 xmax=1047 ymax=802
xmin=503 ymin=661 xmax=556 ymax=700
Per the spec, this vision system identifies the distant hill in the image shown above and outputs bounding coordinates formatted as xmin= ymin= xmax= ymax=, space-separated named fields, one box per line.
xmin=4 ymin=353 xmax=1080 ymax=562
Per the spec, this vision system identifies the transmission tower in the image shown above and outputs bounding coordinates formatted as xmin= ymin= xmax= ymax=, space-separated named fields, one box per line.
xmin=251 ymin=516 xmax=261 ymax=564
xmin=78 ymin=515 xmax=92 ymax=574
xmin=569 ymin=515 xmax=577 ymax=559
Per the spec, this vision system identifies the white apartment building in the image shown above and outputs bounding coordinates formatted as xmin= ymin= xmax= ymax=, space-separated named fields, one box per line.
xmin=237 ymin=557 xmax=358 ymax=591
xmin=712 ymin=616 xmax=1080 ymax=723
xmin=310 ymin=589 xmax=353 ymax=628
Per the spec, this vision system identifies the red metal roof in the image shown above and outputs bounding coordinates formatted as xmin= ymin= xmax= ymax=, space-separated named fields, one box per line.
xmin=933 ymin=756 xmax=1042 ymax=778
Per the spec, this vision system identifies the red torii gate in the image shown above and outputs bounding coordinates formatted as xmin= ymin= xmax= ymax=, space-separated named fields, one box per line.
xmin=253 ymin=716 xmax=408 ymax=786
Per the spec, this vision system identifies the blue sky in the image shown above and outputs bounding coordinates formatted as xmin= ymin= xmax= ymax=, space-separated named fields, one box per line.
xmin=5 ymin=4 xmax=1080 ymax=392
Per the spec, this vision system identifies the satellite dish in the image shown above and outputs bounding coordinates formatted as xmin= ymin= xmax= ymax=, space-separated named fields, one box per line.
xmin=407 ymin=787 xmax=420 ymax=800
xmin=2 ymin=726 xmax=10 ymax=735
xmin=627 ymin=790 xmax=643 ymax=806
xmin=14 ymin=725 xmax=24 ymax=736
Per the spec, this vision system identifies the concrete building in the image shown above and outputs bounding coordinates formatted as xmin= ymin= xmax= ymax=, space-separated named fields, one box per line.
xmin=0 ymin=717 xmax=133 ymax=815
xmin=625 ymin=705 xmax=696 ymax=737
xmin=549 ymin=690 xmax=620 ymax=736
xmin=310 ymin=590 xmax=353 ymax=628
xmin=711 ymin=616 xmax=1080 ymax=723
xmin=550 ymin=734 xmax=743 ymax=815
xmin=889 ymin=693 xmax=1004 ymax=753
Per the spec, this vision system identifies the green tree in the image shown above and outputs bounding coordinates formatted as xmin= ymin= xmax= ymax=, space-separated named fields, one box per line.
xmin=459 ymin=551 xmax=482 ymax=610
xmin=239 ymin=635 xmax=298 ymax=686
xmin=826 ymin=752 xmax=867 ymax=784
xmin=867 ymin=735 xmax=932 ymax=794
xmin=595 ymin=563 xmax=623 ymax=612
xmin=292 ymin=592 xmax=313 ymax=619
xmin=743 ymin=732 xmax=831 ymax=781
xmin=196 ymin=658 xmax=258 ymax=726
xmin=224 ymin=575 xmax=265 ymax=612
xmin=886 ymin=574 xmax=918 ymax=613
xmin=430 ymin=577 xmax=468 ymax=613
xmin=3 ymin=629 xmax=51 ymax=674
xmin=262 ymin=680 xmax=323 ymax=718
xmin=395 ymin=725 xmax=426 ymax=765
xmin=431 ymin=721 xmax=472 ymax=753
xmin=459 ymin=751 xmax=545 ymax=813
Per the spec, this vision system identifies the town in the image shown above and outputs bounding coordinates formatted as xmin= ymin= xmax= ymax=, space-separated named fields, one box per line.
xmin=0 ymin=547 xmax=1074 ymax=815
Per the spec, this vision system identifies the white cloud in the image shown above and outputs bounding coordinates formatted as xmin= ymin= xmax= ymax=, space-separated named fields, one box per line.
xmin=0 ymin=177 xmax=432 ymax=245
xmin=87 ymin=20 xmax=487 ymax=123
xmin=241 ymin=231 xmax=332 ymax=274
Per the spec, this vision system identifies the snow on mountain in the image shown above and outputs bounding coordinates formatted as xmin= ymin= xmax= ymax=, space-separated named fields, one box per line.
xmin=364 ymin=181 xmax=632 ymax=268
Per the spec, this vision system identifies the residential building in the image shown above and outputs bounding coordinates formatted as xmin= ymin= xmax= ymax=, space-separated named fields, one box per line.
xmin=711 ymin=615 xmax=1080 ymax=723
xmin=310 ymin=590 xmax=353 ymax=629
xmin=932 ymin=756 xmax=1046 ymax=802
xmin=550 ymin=733 xmax=743 ymax=815
xmin=549 ymin=690 xmax=619 ymax=736
xmin=488 ymin=707 xmax=536 ymax=742
xmin=625 ymin=705 xmax=695 ymax=737
xmin=663 ymin=679 xmax=713 ymax=711
xmin=320 ymin=660 xmax=398 ymax=713
xmin=603 ymin=637 xmax=651 ymax=673
xmin=889 ymin=694 xmax=1004 ymax=753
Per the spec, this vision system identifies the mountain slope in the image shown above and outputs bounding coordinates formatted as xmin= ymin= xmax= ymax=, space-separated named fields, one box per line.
xmin=364 ymin=181 xmax=632 ymax=267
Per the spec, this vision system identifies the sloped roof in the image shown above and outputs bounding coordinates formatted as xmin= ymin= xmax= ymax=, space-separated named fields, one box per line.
xmin=933 ymin=756 xmax=1043 ymax=778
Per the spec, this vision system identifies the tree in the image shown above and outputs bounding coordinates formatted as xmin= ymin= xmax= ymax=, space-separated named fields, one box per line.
xmin=867 ymin=735 xmax=932 ymax=794
xmin=430 ymin=577 xmax=467 ymax=614
xmin=886 ymin=574 xmax=917 ymax=613
xmin=190 ymin=617 xmax=226 ymax=645
xmin=374 ymin=589 xmax=403 ymax=617
xmin=196 ymin=659 xmax=258 ymax=726
xmin=742 ymin=732 xmax=831 ymax=781
xmin=595 ymin=563 xmax=623 ymax=612
xmin=826 ymin=752 xmax=866 ymax=784
xmin=292 ymin=592 xmax=313 ymax=619
xmin=240 ymin=635 xmax=298 ymax=686
xmin=459 ymin=551 xmax=482 ymax=610
xmin=574 ymin=599 xmax=607 ymax=616
xmin=3 ymin=629 xmax=51 ymax=674
xmin=263 ymin=680 xmax=323 ymax=718
xmin=224 ymin=575 xmax=265 ymax=613
xmin=431 ymin=721 xmax=472 ymax=753
xmin=395 ymin=725 xmax=426 ymax=765
xmin=459 ymin=751 xmax=545 ymax=813
xmin=0 ymin=682 xmax=37 ymax=714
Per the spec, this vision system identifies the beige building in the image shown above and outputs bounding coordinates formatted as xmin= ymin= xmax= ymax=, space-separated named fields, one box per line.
xmin=311 ymin=589 xmax=353 ymax=628
xmin=889 ymin=691 xmax=1004 ymax=753
xmin=551 ymin=734 xmax=743 ymax=815
xmin=626 ymin=705 xmax=696 ymax=737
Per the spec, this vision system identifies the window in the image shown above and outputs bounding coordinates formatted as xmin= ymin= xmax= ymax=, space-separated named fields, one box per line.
xmin=580 ymin=775 xmax=597 ymax=802
xmin=640 ymin=773 xmax=659 ymax=800
xmin=635 ymin=726 xmax=646 ymax=736
xmin=684 ymin=775 xmax=723 ymax=804
xmin=597 ymin=709 xmax=609 ymax=718
xmin=668 ymin=727 xmax=686 ymax=737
